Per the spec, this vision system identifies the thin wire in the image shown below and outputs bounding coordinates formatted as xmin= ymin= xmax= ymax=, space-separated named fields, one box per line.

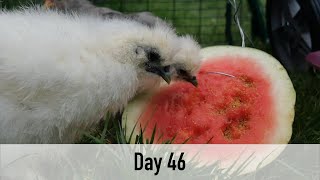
xmin=233 ymin=1 xmax=255 ymax=47
xmin=206 ymin=71 xmax=236 ymax=78
xmin=228 ymin=0 xmax=245 ymax=47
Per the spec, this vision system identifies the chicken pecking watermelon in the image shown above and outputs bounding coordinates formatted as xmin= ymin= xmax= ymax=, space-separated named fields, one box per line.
xmin=122 ymin=46 xmax=296 ymax=144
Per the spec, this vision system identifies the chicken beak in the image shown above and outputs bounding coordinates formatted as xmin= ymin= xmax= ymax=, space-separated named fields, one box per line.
xmin=183 ymin=76 xmax=198 ymax=87
xmin=145 ymin=62 xmax=171 ymax=84
xmin=157 ymin=68 xmax=171 ymax=84
xmin=189 ymin=76 xmax=198 ymax=87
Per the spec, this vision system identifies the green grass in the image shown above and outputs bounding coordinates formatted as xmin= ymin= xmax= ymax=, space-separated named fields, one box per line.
xmin=2 ymin=0 xmax=320 ymax=144
xmin=289 ymin=72 xmax=320 ymax=143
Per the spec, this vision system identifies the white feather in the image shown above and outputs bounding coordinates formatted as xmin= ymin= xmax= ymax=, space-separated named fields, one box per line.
xmin=0 ymin=7 xmax=201 ymax=143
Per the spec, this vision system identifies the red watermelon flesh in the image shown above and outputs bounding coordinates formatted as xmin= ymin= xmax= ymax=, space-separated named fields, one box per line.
xmin=123 ymin=46 xmax=296 ymax=144
xmin=139 ymin=56 xmax=274 ymax=144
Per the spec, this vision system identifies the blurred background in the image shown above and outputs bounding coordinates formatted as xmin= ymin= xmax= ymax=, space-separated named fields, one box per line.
xmin=2 ymin=0 xmax=319 ymax=71
xmin=1 ymin=0 xmax=320 ymax=143
xmin=1 ymin=0 xmax=267 ymax=48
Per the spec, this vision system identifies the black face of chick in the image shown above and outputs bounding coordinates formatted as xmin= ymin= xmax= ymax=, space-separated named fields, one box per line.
xmin=141 ymin=46 xmax=198 ymax=87
xmin=142 ymin=47 xmax=171 ymax=84
xmin=176 ymin=68 xmax=198 ymax=87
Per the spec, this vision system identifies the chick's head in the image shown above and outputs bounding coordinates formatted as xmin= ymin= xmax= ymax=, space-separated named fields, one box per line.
xmin=111 ymin=21 xmax=202 ymax=92
xmin=170 ymin=35 xmax=201 ymax=86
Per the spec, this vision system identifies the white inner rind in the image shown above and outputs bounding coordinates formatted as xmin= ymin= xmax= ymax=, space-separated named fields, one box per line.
xmin=123 ymin=46 xmax=296 ymax=144
xmin=123 ymin=92 xmax=154 ymax=143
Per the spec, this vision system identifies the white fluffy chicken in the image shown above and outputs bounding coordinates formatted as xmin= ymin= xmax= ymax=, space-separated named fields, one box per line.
xmin=0 ymin=7 xmax=201 ymax=143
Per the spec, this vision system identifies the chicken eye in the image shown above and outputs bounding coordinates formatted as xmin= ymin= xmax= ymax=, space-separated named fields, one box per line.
xmin=163 ymin=65 xmax=171 ymax=73
xmin=178 ymin=69 xmax=187 ymax=75
xmin=147 ymin=50 xmax=160 ymax=62
xmin=135 ymin=46 xmax=144 ymax=55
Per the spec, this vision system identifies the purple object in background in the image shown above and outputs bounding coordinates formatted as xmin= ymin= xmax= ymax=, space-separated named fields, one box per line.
xmin=306 ymin=51 xmax=320 ymax=69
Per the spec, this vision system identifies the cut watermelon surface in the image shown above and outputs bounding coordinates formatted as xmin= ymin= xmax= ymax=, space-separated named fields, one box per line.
xmin=123 ymin=46 xmax=296 ymax=144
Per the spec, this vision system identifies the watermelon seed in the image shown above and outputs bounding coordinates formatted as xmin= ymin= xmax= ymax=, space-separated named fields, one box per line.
xmin=231 ymin=97 xmax=242 ymax=108
xmin=239 ymin=75 xmax=254 ymax=87
xmin=238 ymin=118 xmax=250 ymax=131
xmin=222 ymin=126 xmax=233 ymax=140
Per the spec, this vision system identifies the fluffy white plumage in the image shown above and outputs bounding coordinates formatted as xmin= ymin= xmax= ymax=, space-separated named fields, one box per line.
xmin=0 ymin=7 xmax=201 ymax=143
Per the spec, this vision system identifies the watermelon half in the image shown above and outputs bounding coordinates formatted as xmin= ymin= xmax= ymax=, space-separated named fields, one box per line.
xmin=123 ymin=46 xmax=296 ymax=144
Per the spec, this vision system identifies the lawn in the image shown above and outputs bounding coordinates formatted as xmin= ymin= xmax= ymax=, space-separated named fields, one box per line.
xmin=1 ymin=0 xmax=320 ymax=143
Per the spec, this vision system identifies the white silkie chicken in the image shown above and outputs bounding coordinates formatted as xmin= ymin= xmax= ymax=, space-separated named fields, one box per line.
xmin=0 ymin=7 xmax=201 ymax=143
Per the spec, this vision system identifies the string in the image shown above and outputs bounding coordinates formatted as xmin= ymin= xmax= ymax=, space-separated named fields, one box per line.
xmin=206 ymin=72 xmax=236 ymax=78
xmin=228 ymin=0 xmax=245 ymax=47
